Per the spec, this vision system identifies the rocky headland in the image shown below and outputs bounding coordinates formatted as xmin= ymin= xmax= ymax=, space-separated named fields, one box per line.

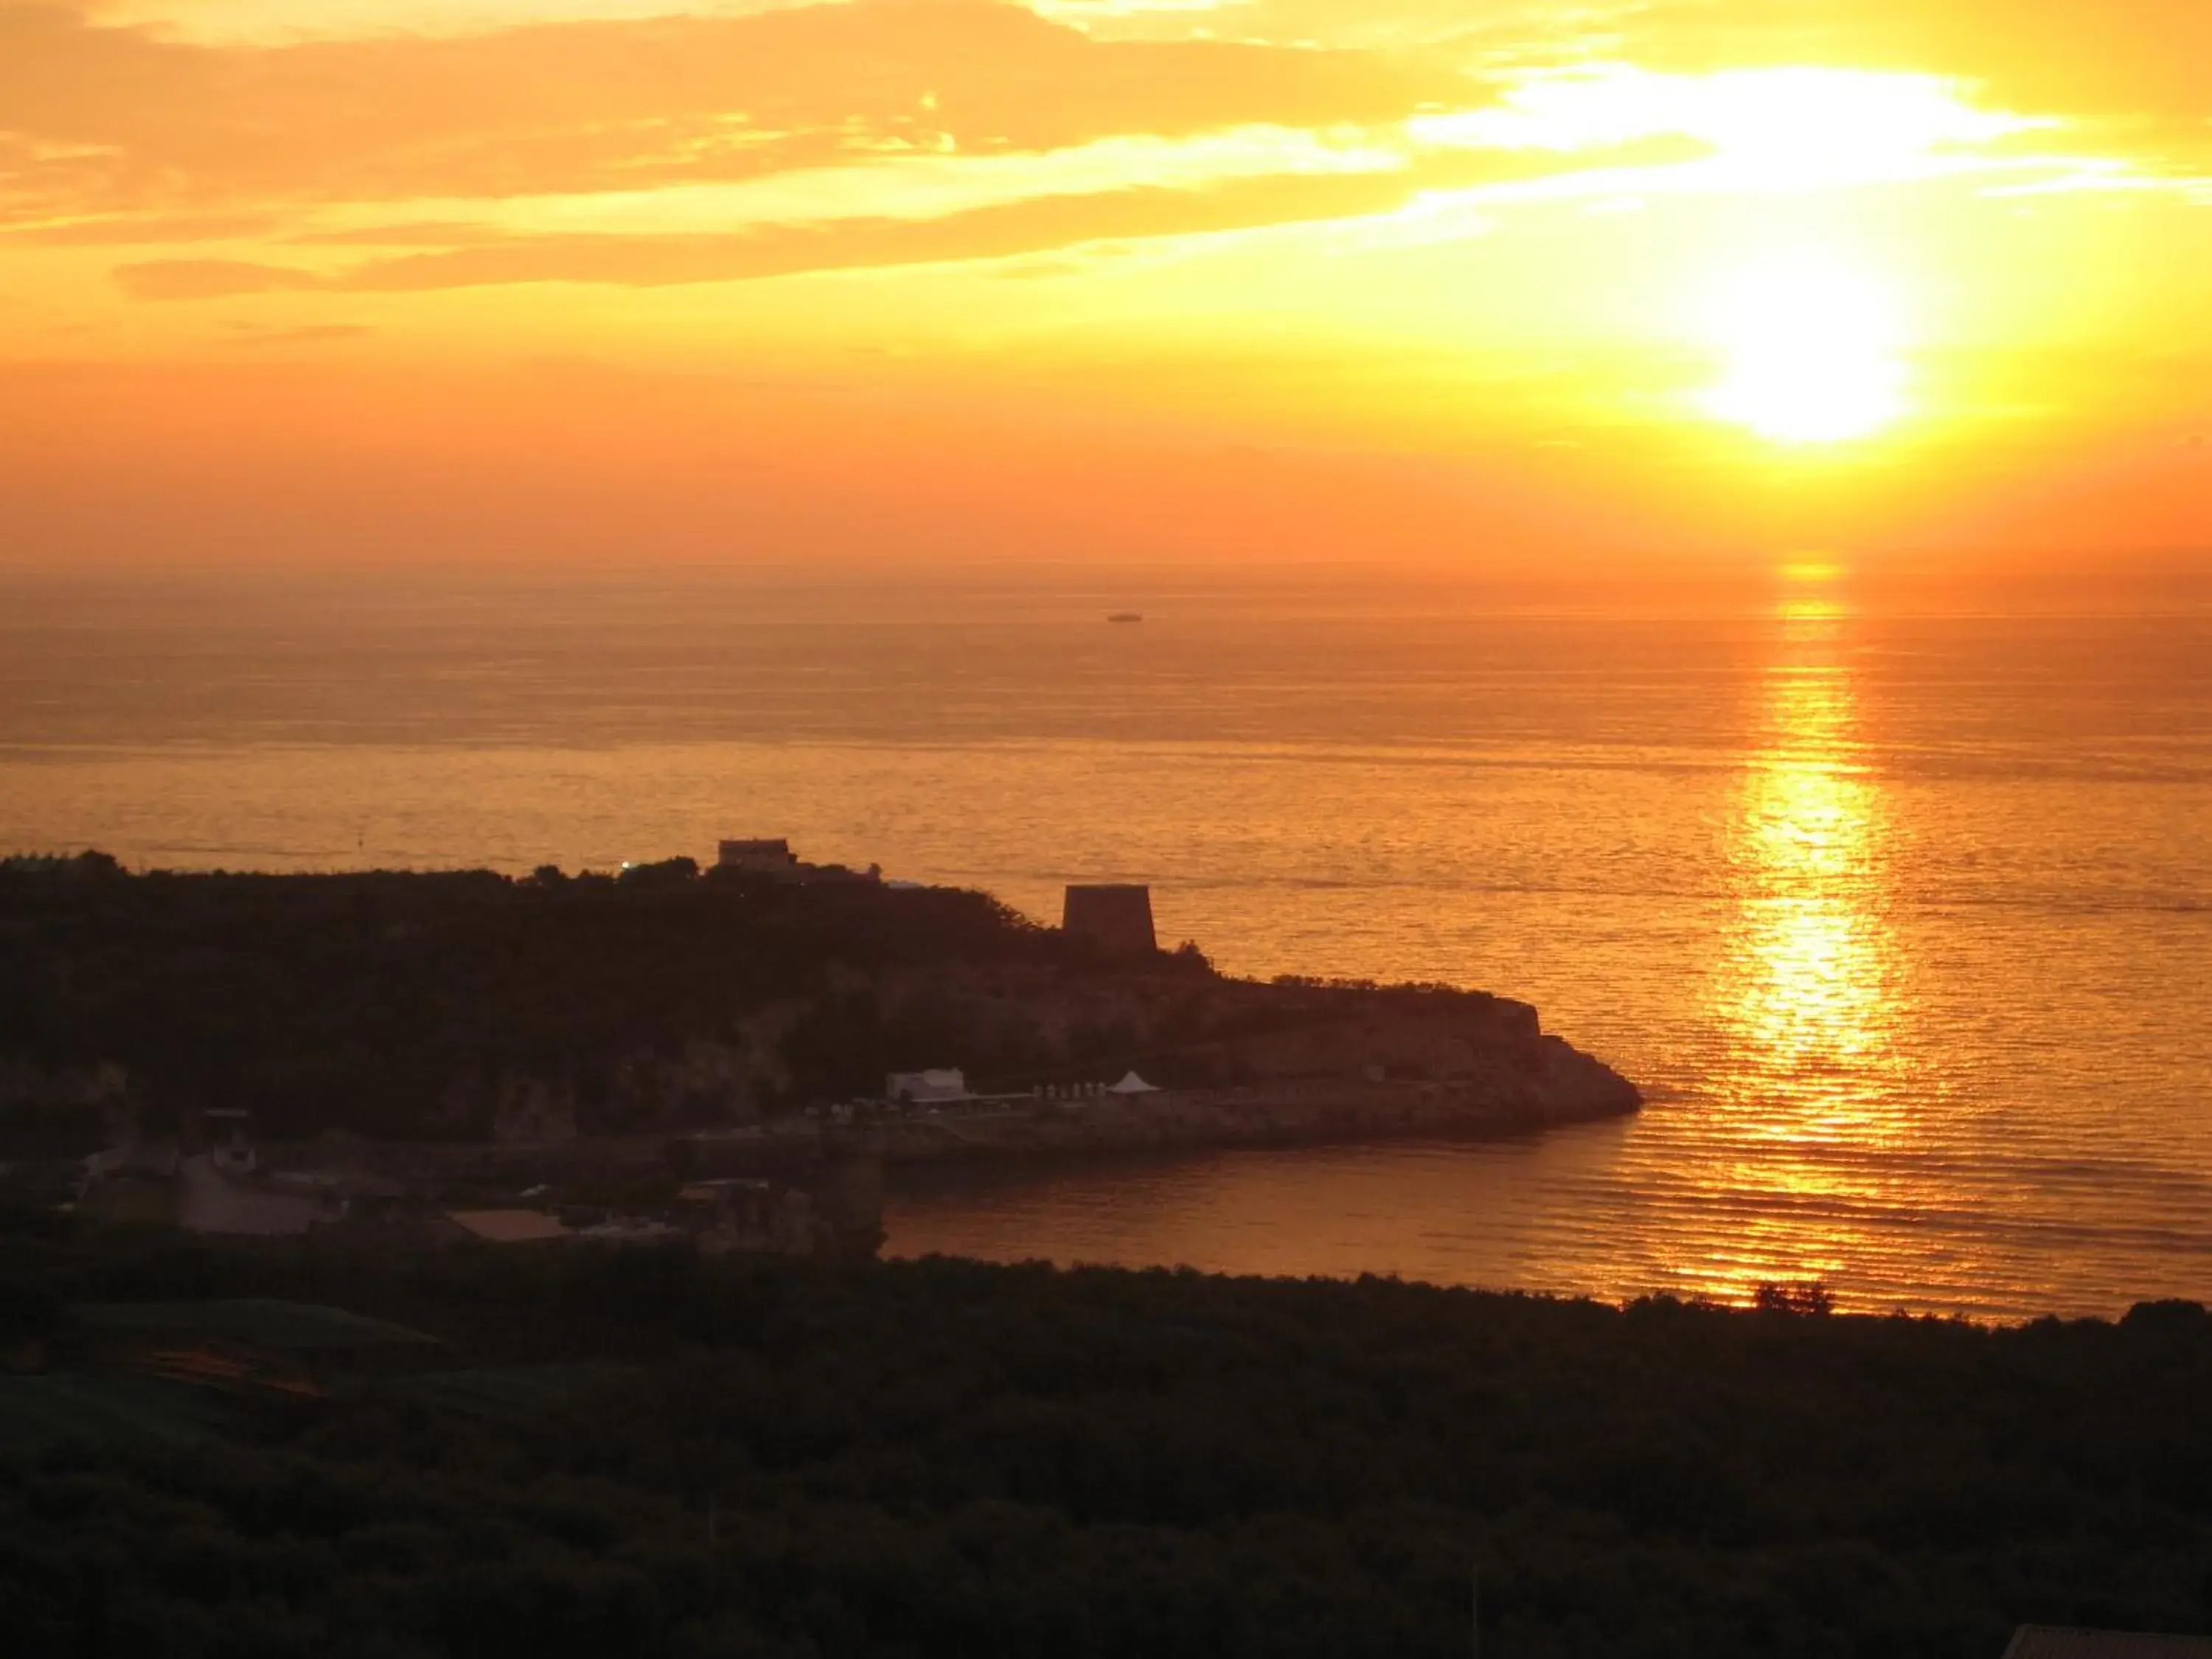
xmin=0 ymin=852 xmax=1639 ymax=1232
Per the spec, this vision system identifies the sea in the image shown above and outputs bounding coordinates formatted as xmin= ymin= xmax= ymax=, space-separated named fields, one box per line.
xmin=5 ymin=564 xmax=2209 ymax=1321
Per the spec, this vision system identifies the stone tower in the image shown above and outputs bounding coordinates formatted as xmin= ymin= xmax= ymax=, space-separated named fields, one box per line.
xmin=1062 ymin=884 xmax=1157 ymax=957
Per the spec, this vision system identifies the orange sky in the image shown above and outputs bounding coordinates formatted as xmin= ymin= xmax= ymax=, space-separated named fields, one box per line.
xmin=1 ymin=0 xmax=2206 ymax=572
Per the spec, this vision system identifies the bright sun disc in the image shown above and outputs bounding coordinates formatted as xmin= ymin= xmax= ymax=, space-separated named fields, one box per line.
xmin=1701 ymin=261 xmax=1912 ymax=446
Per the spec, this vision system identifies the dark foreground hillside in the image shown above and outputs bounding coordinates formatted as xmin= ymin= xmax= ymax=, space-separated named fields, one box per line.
xmin=3 ymin=1238 xmax=2209 ymax=1659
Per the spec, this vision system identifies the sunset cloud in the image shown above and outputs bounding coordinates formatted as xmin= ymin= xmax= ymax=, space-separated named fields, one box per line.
xmin=1 ymin=0 xmax=2206 ymax=570
xmin=111 ymin=139 xmax=1713 ymax=296
xmin=0 ymin=1 xmax=1476 ymax=218
xmin=1046 ymin=0 xmax=2212 ymax=160
xmin=85 ymin=0 xmax=831 ymax=42
xmin=5 ymin=0 xmax=2188 ymax=269
xmin=1618 ymin=0 xmax=2212 ymax=164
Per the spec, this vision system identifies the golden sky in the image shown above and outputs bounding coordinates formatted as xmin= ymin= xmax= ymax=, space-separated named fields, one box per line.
xmin=2 ymin=0 xmax=2206 ymax=571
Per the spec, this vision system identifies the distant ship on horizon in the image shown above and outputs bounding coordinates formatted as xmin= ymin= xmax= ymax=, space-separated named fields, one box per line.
xmin=1106 ymin=611 xmax=1143 ymax=623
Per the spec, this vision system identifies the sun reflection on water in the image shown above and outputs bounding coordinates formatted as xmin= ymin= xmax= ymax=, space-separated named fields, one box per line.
xmin=1694 ymin=568 xmax=1911 ymax=1302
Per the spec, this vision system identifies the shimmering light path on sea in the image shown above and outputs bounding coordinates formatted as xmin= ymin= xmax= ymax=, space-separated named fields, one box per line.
xmin=5 ymin=573 xmax=2209 ymax=1318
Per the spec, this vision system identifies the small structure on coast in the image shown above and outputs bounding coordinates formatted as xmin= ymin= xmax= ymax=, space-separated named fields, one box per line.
xmin=201 ymin=1109 xmax=257 ymax=1175
xmin=886 ymin=1068 xmax=970 ymax=1106
xmin=717 ymin=838 xmax=799 ymax=874
xmin=678 ymin=1178 xmax=823 ymax=1256
xmin=1062 ymin=884 xmax=1156 ymax=956
xmin=444 ymin=1208 xmax=570 ymax=1245
xmin=715 ymin=838 xmax=881 ymax=885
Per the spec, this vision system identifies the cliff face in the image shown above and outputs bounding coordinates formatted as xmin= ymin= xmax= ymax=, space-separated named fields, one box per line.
xmin=867 ymin=962 xmax=1564 ymax=1091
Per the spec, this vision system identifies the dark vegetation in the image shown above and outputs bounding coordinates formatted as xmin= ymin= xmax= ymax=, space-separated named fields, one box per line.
xmin=0 ymin=855 xmax=1549 ymax=1150
xmin=0 ymin=854 xmax=1200 ymax=1144
xmin=3 ymin=1233 xmax=2210 ymax=1659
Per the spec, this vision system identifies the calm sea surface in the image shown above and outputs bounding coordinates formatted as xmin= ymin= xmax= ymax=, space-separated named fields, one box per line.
xmin=5 ymin=569 xmax=2209 ymax=1321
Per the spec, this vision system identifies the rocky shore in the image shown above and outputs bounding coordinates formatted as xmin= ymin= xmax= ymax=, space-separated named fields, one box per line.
xmin=671 ymin=1034 xmax=1641 ymax=1174
xmin=872 ymin=1067 xmax=1634 ymax=1165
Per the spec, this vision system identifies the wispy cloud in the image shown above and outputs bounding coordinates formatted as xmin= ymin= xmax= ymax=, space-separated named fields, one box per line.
xmin=0 ymin=0 xmax=1476 ymax=217
xmin=1043 ymin=0 xmax=2212 ymax=161
xmin=9 ymin=0 xmax=2188 ymax=305
xmin=114 ymin=141 xmax=1688 ymax=295
xmin=1613 ymin=0 xmax=2212 ymax=163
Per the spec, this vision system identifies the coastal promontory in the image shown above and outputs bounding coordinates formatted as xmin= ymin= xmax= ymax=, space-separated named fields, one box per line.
xmin=0 ymin=850 xmax=1638 ymax=1239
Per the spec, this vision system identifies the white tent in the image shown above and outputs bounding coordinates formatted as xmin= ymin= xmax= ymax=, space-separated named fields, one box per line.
xmin=1106 ymin=1071 xmax=1161 ymax=1095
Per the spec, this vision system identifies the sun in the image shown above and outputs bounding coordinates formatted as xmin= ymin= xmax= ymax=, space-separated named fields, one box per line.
xmin=1700 ymin=260 xmax=1913 ymax=446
